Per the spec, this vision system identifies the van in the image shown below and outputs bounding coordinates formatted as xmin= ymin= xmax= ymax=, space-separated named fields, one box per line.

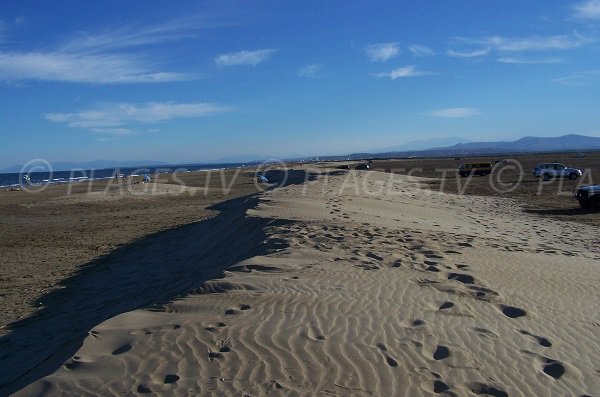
xmin=458 ymin=162 xmax=492 ymax=177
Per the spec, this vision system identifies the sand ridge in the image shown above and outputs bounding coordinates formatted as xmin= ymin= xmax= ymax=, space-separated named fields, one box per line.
xmin=12 ymin=169 xmax=600 ymax=396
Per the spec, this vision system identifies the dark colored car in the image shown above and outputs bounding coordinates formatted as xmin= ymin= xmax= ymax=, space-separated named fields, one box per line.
xmin=458 ymin=162 xmax=493 ymax=177
xmin=575 ymin=185 xmax=600 ymax=210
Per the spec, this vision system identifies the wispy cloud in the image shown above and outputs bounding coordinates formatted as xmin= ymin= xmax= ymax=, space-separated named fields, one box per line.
xmin=215 ymin=49 xmax=276 ymax=67
xmin=299 ymin=63 xmax=322 ymax=77
xmin=487 ymin=34 xmax=590 ymax=51
xmin=59 ymin=18 xmax=210 ymax=54
xmin=573 ymin=0 xmax=600 ymax=19
xmin=365 ymin=42 xmax=400 ymax=62
xmin=0 ymin=52 xmax=189 ymax=83
xmin=447 ymin=48 xmax=491 ymax=58
xmin=497 ymin=56 xmax=562 ymax=64
xmin=0 ymin=18 xmax=216 ymax=83
xmin=424 ymin=107 xmax=481 ymax=118
xmin=90 ymin=128 xmax=135 ymax=135
xmin=375 ymin=65 xmax=430 ymax=80
xmin=551 ymin=70 xmax=600 ymax=85
xmin=45 ymin=101 xmax=229 ymax=133
xmin=448 ymin=33 xmax=592 ymax=58
xmin=408 ymin=44 xmax=434 ymax=57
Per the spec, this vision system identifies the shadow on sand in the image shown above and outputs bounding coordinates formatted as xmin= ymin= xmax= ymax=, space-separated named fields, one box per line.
xmin=0 ymin=169 xmax=321 ymax=395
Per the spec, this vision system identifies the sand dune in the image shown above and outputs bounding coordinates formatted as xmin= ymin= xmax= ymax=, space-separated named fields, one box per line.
xmin=11 ymin=170 xmax=600 ymax=396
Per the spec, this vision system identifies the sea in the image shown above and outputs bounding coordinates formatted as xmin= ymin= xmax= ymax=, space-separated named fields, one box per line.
xmin=0 ymin=162 xmax=259 ymax=188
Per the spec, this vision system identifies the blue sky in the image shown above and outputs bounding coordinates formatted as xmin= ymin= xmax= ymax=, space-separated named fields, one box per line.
xmin=1 ymin=0 xmax=600 ymax=167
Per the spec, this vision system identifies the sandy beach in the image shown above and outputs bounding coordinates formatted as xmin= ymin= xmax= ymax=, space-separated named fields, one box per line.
xmin=2 ymin=166 xmax=598 ymax=396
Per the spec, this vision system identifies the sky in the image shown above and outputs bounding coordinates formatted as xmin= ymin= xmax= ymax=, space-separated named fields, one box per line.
xmin=1 ymin=0 xmax=600 ymax=168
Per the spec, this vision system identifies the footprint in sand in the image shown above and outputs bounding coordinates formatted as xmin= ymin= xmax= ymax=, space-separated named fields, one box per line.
xmin=163 ymin=374 xmax=180 ymax=384
xmin=433 ymin=345 xmax=450 ymax=360
xmin=521 ymin=351 xmax=566 ymax=380
xmin=205 ymin=322 xmax=227 ymax=332
xmin=469 ymin=382 xmax=508 ymax=397
xmin=519 ymin=330 xmax=552 ymax=347
xmin=366 ymin=252 xmax=384 ymax=261
xmin=470 ymin=327 xmax=499 ymax=340
xmin=498 ymin=304 xmax=527 ymax=319
xmin=421 ymin=379 xmax=452 ymax=395
xmin=447 ymin=272 xmax=475 ymax=285
xmin=225 ymin=304 xmax=251 ymax=315
xmin=541 ymin=357 xmax=566 ymax=380
xmin=306 ymin=325 xmax=326 ymax=341
xmin=137 ymin=384 xmax=151 ymax=393
xmin=208 ymin=351 xmax=224 ymax=360
xmin=111 ymin=344 xmax=132 ymax=355
xmin=432 ymin=380 xmax=450 ymax=394
xmin=376 ymin=343 xmax=398 ymax=367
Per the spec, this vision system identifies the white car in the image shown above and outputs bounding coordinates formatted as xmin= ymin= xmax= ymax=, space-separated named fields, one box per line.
xmin=533 ymin=163 xmax=582 ymax=181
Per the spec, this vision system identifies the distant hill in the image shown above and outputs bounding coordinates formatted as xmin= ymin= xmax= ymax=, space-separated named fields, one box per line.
xmin=4 ymin=134 xmax=599 ymax=173
xmin=438 ymin=134 xmax=600 ymax=153
xmin=372 ymin=136 xmax=472 ymax=152
xmin=317 ymin=134 xmax=600 ymax=161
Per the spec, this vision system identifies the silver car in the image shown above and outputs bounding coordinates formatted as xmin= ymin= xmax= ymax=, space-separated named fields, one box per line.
xmin=533 ymin=163 xmax=582 ymax=181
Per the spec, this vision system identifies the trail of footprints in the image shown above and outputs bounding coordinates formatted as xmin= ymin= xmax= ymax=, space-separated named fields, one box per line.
xmin=276 ymin=210 xmax=569 ymax=390
xmin=126 ymin=193 xmax=573 ymax=395
xmin=276 ymin=210 xmax=569 ymax=395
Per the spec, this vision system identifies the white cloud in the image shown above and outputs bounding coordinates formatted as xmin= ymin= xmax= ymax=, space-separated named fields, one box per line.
xmin=447 ymin=48 xmax=491 ymax=58
xmin=365 ymin=42 xmax=400 ymax=62
xmin=448 ymin=33 xmax=592 ymax=59
xmin=45 ymin=101 xmax=229 ymax=132
xmin=408 ymin=45 xmax=434 ymax=57
xmin=215 ymin=49 xmax=276 ymax=67
xmin=299 ymin=63 xmax=322 ymax=77
xmin=497 ymin=56 xmax=562 ymax=64
xmin=375 ymin=65 xmax=430 ymax=79
xmin=0 ymin=52 xmax=189 ymax=83
xmin=551 ymin=70 xmax=600 ymax=85
xmin=573 ymin=0 xmax=600 ymax=19
xmin=0 ymin=18 xmax=217 ymax=83
xmin=424 ymin=107 xmax=481 ymax=118
xmin=59 ymin=19 xmax=207 ymax=54
xmin=90 ymin=128 xmax=135 ymax=135
xmin=487 ymin=34 xmax=590 ymax=51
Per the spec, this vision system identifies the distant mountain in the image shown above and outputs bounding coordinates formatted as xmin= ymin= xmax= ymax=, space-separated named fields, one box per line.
xmin=373 ymin=137 xmax=472 ymax=152
xmin=4 ymin=134 xmax=599 ymax=173
xmin=1 ymin=159 xmax=169 ymax=173
xmin=316 ymin=134 xmax=600 ymax=161
xmin=434 ymin=134 xmax=600 ymax=153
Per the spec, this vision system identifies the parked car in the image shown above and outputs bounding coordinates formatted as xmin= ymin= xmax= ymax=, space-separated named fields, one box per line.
xmin=575 ymin=185 xmax=600 ymax=209
xmin=458 ymin=162 xmax=493 ymax=177
xmin=533 ymin=163 xmax=582 ymax=181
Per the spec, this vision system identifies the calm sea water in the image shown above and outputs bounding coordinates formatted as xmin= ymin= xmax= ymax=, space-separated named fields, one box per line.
xmin=0 ymin=162 xmax=257 ymax=188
